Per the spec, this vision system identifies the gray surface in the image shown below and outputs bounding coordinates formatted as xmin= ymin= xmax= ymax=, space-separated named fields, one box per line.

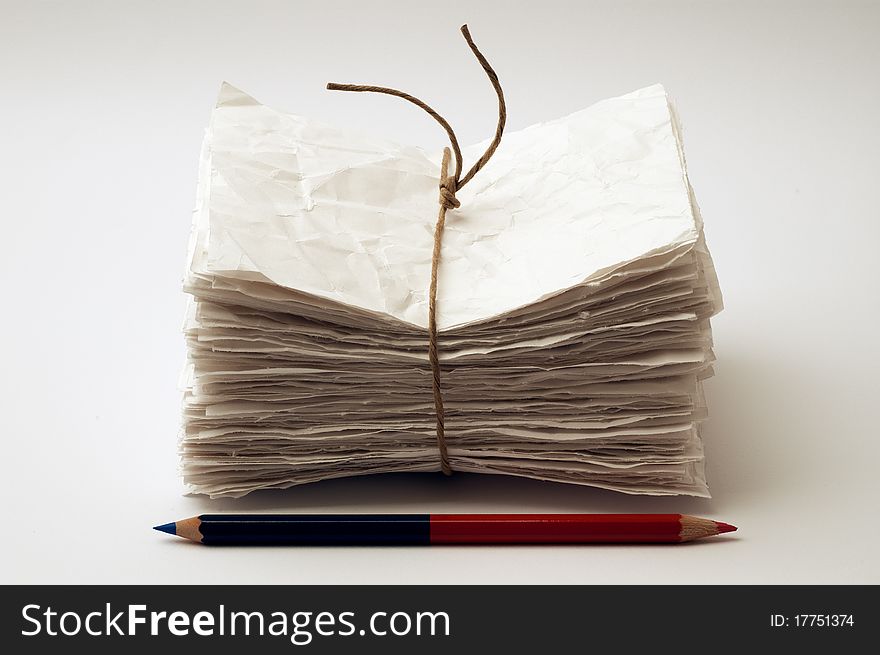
xmin=1 ymin=0 xmax=878 ymax=583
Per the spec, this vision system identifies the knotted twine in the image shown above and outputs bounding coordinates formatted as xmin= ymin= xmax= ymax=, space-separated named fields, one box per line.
xmin=327 ymin=24 xmax=506 ymax=475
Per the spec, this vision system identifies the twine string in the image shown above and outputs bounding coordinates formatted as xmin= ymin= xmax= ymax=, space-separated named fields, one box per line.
xmin=327 ymin=24 xmax=506 ymax=476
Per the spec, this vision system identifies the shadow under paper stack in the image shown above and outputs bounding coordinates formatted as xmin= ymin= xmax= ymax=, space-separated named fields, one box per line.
xmin=180 ymin=83 xmax=722 ymax=498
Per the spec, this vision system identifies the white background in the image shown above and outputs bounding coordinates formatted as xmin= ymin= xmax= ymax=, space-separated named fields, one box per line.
xmin=2 ymin=0 xmax=878 ymax=584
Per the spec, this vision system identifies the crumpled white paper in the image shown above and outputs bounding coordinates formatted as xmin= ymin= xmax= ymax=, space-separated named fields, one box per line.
xmin=189 ymin=82 xmax=712 ymax=331
xmin=180 ymin=82 xmax=722 ymax=498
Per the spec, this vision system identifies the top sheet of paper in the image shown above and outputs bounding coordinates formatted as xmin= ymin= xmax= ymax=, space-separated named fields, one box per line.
xmin=189 ymin=82 xmax=701 ymax=331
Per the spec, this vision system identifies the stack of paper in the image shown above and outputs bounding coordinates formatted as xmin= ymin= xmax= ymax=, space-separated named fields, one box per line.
xmin=181 ymin=82 xmax=722 ymax=498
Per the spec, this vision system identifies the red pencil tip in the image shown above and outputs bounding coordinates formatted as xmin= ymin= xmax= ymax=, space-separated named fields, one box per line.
xmin=714 ymin=521 xmax=737 ymax=535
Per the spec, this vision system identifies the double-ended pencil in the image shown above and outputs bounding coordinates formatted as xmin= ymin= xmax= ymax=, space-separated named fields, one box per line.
xmin=154 ymin=514 xmax=736 ymax=545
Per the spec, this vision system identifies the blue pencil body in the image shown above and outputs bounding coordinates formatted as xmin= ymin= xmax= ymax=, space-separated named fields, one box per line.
xmin=195 ymin=514 xmax=430 ymax=545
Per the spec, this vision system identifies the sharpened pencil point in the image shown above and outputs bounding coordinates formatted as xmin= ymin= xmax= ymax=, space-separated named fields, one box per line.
xmin=715 ymin=521 xmax=737 ymax=534
xmin=153 ymin=522 xmax=177 ymax=535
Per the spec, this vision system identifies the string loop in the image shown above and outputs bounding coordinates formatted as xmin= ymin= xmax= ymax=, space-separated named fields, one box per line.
xmin=327 ymin=24 xmax=506 ymax=476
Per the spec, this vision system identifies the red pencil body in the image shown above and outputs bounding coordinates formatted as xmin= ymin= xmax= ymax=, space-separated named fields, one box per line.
xmin=430 ymin=513 xmax=692 ymax=544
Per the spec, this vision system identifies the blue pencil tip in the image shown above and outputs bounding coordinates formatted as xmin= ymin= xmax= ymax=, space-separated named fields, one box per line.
xmin=153 ymin=522 xmax=177 ymax=535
